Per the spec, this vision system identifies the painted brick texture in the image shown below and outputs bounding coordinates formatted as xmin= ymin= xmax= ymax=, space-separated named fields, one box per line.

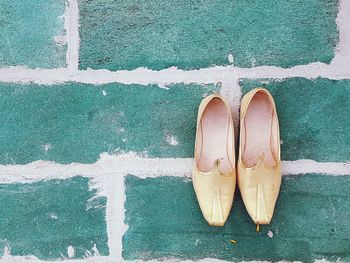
xmin=124 ymin=174 xmax=350 ymax=263
xmin=0 ymin=82 xmax=215 ymax=164
xmin=0 ymin=177 xmax=108 ymax=259
xmin=0 ymin=0 xmax=349 ymax=262
xmin=240 ymin=78 xmax=350 ymax=162
xmin=0 ymin=0 xmax=66 ymax=68
xmin=78 ymin=0 xmax=339 ymax=70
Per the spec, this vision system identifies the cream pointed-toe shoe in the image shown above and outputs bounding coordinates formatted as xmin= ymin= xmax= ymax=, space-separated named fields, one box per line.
xmin=192 ymin=94 xmax=236 ymax=227
xmin=238 ymin=88 xmax=281 ymax=227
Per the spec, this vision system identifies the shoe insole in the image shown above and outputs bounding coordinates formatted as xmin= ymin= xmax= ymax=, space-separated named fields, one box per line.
xmin=198 ymin=98 xmax=234 ymax=174
xmin=243 ymin=93 xmax=276 ymax=167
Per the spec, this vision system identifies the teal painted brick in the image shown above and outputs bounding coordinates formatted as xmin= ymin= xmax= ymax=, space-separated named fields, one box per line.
xmin=0 ymin=0 xmax=66 ymax=68
xmin=0 ymin=176 xmax=108 ymax=259
xmin=240 ymin=78 xmax=350 ymax=162
xmin=79 ymin=0 xmax=338 ymax=70
xmin=123 ymin=174 xmax=350 ymax=262
xmin=0 ymin=82 xmax=215 ymax=164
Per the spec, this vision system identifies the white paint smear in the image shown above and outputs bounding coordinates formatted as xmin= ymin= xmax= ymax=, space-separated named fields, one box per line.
xmin=91 ymin=244 xmax=100 ymax=256
xmin=267 ymin=231 xmax=274 ymax=238
xmin=48 ymin=212 xmax=58 ymax=220
xmin=67 ymin=246 xmax=75 ymax=258
xmin=166 ymin=135 xmax=179 ymax=146
xmin=227 ymin=54 xmax=234 ymax=64
xmin=43 ymin=144 xmax=53 ymax=153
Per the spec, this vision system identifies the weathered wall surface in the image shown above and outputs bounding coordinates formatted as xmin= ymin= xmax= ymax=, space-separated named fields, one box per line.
xmin=0 ymin=0 xmax=349 ymax=262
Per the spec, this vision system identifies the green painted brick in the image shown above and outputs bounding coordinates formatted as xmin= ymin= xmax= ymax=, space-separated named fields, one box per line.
xmin=0 ymin=176 xmax=108 ymax=259
xmin=0 ymin=82 xmax=215 ymax=164
xmin=79 ymin=0 xmax=338 ymax=70
xmin=123 ymin=174 xmax=350 ymax=262
xmin=0 ymin=0 xmax=66 ymax=68
xmin=240 ymin=78 xmax=350 ymax=162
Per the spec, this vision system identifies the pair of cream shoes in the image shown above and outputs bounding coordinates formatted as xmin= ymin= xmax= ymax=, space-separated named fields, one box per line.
xmin=193 ymin=88 xmax=281 ymax=229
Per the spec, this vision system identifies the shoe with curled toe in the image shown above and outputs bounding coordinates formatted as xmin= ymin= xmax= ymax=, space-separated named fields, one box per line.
xmin=238 ymin=88 xmax=282 ymax=230
xmin=192 ymin=94 xmax=236 ymax=227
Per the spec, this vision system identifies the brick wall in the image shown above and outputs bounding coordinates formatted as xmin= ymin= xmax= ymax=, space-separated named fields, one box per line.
xmin=0 ymin=0 xmax=349 ymax=262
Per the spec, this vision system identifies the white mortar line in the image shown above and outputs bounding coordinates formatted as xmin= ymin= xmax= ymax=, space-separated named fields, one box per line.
xmin=0 ymin=153 xmax=191 ymax=183
xmin=282 ymin=159 xmax=350 ymax=176
xmin=0 ymin=66 xmax=233 ymax=85
xmin=127 ymin=260 xmax=349 ymax=263
xmin=235 ymin=61 xmax=350 ymax=80
xmin=0 ymin=67 xmax=70 ymax=85
xmin=0 ymin=255 xmax=330 ymax=263
xmin=124 ymin=260 xmax=302 ymax=263
xmin=0 ymin=256 xmax=117 ymax=263
xmin=73 ymin=66 xmax=234 ymax=86
xmin=0 ymin=153 xmax=348 ymax=184
xmin=66 ymin=0 xmax=80 ymax=74
xmin=127 ymin=260 xmax=339 ymax=263
xmin=1 ymin=60 xmax=350 ymax=86
xmin=219 ymin=71 xmax=242 ymax=130
xmin=333 ymin=0 xmax=350 ymax=64
xmin=104 ymin=174 xmax=127 ymax=263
